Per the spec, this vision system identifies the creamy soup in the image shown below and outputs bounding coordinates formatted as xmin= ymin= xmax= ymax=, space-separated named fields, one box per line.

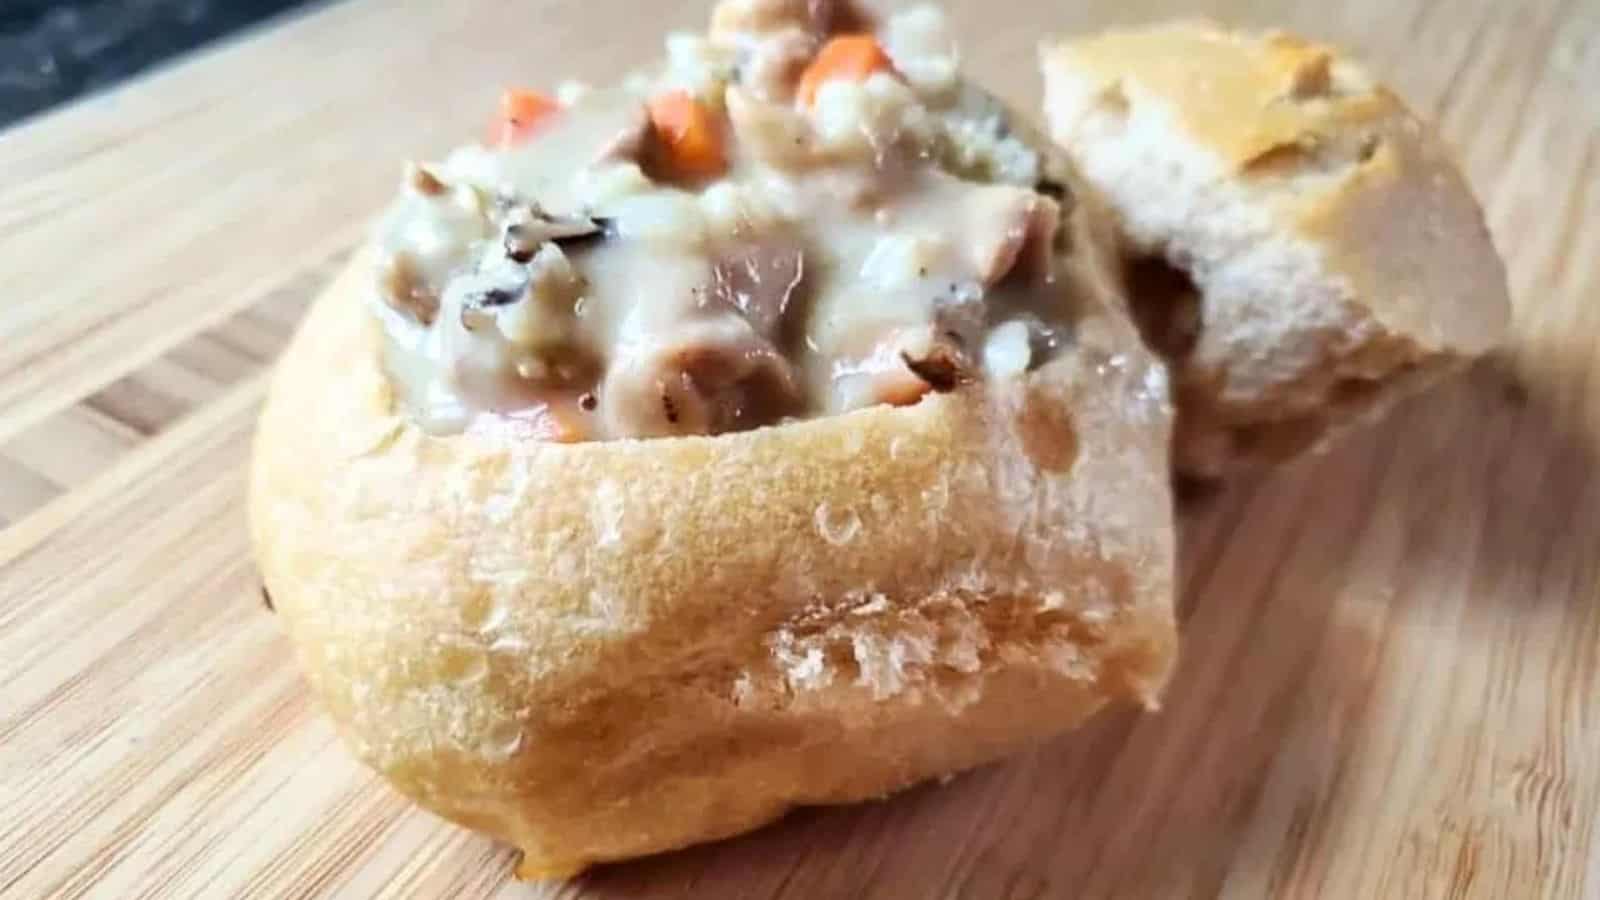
xmin=371 ymin=0 xmax=1081 ymax=441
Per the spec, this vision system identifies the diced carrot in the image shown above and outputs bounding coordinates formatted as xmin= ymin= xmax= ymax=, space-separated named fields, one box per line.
xmin=545 ymin=409 xmax=586 ymax=443
xmin=796 ymin=34 xmax=894 ymax=106
xmin=875 ymin=368 xmax=932 ymax=407
xmin=490 ymin=88 xmax=560 ymax=148
xmin=536 ymin=396 xmax=593 ymax=443
xmin=646 ymin=90 xmax=727 ymax=180
xmin=468 ymin=397 xmax=590 ymax=444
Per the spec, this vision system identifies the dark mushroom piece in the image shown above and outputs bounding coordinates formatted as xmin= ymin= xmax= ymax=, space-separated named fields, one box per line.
xmin=503 ymin=207 xmax=614 ymax=262
xmin=901 ymin=333 xmax=974 ymax=393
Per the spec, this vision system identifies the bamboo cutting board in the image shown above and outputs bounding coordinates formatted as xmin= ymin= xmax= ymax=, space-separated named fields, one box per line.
xmin=2 ymin=0 xmax=1597 ymax=897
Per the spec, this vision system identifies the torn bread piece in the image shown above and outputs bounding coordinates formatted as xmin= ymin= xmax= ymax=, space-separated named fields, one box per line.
xmin=1042 ymin=22 xmax=1511 ymax=477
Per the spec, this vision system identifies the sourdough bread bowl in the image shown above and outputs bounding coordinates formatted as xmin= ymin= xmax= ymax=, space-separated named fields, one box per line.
xmin=252 ymin=0 xmax=1177 ymax=877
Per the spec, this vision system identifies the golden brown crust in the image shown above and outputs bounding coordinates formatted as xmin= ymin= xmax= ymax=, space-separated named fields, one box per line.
xmin=1041 ymin=22 xmax=1512 ymax=477
xmin=251 ymin=189 xmax=1176 ymax=873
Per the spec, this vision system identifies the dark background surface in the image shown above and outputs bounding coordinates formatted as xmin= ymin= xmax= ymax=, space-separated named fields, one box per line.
xmin=0 ymin=0 xmax=318 ymax=128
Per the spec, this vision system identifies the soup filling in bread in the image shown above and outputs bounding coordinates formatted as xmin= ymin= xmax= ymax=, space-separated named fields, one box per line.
xmin=371 ymin=0 xmax=1085 ymax=440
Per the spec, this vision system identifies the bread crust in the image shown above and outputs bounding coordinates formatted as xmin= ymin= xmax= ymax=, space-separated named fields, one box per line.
xmin=251 ymin=191 xmax=1177 ymax=873
xmin=1042 ymin=22 xmax=1511 ymax=476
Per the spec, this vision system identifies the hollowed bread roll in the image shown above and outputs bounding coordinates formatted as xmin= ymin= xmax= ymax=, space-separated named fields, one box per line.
xmin=253 ymin=0 xmax=1178 ymax=877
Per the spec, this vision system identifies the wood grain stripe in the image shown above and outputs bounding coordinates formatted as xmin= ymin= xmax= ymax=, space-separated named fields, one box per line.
xmin=0 ymin=259 xmax=327 ymax=528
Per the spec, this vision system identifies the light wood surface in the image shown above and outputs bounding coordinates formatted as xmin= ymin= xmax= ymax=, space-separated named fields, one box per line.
xmin=1 ymin=0 xmax=1597 ymax=897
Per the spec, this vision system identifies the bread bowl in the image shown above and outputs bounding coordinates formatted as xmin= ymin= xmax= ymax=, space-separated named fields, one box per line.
xmin=1041 ymin=22 xmax=1512 ymax=477
xmin=251 ymin=0 xmax=1177 ymax=877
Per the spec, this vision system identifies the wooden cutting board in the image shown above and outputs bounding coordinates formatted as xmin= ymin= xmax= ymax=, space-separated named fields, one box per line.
xmin=2 ymin=0 xmax=1596 ymax=897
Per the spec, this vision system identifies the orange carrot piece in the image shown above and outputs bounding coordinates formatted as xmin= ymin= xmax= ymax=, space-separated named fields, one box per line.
xmin=796 ymin=34 xmax=894 ymax=106
xmin=647 ymin=90 xmax=727 ymax=179
xmin=473 ymin=401 xmax=587 ymax=443
xmin=490 ymin=88 xmax=560 ymax=148
xmin=544 ymin=408 xmax=586 ymax=443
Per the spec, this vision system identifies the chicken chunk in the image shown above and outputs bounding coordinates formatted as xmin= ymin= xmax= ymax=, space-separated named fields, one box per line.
xmin=964 ymin=185 xmax=1060 ymax=285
